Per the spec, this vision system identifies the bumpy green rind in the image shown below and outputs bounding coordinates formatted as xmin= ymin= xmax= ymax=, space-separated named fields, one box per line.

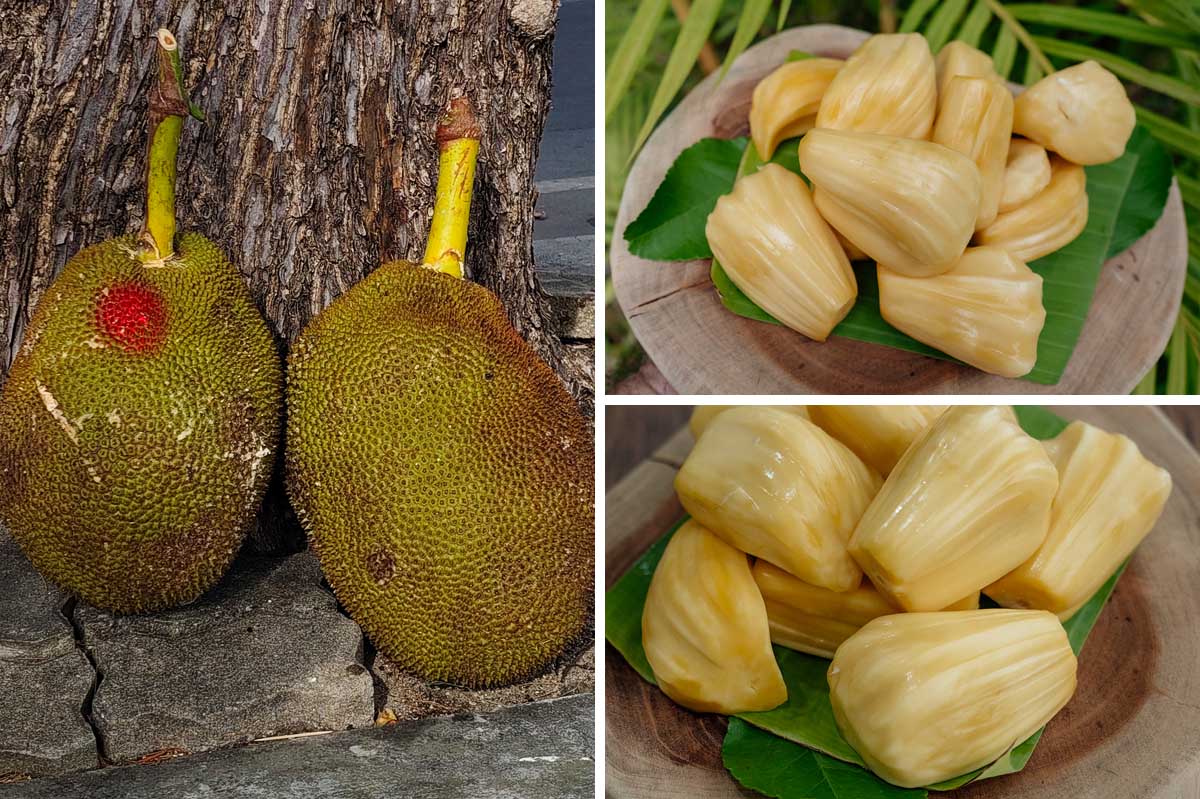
xmin=286 ymin=262 xmax=594 ymax=688
xmin=0 ymin=234 xmax=284 ymax=613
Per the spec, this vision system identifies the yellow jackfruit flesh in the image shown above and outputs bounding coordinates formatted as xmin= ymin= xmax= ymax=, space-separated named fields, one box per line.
xmin=807 ymin=405 xmax=947 ymax=476
xmin=828 ymin=609 xmax=1077 ymax=788
xmin=999 ymin=139 xmax=1052 ymax=213
xmin=287 ymin=262 xmax=594 ymax=687
xmin=799 ymin=129 xmax=981 ymax=278
xmin=753 ymin=560 xmax=898 ymax=659
xmin=0 ymin=234 xmax=283 ymax=613
xmin=815 ymin=33 xmax=937 ymax=139
xmin=689 ymin=405 xmax=808 ymax=439
xmin=976 ymin=156 xmax=1088 ymax=263
xmin=877 ymin=246 xmax=1046 ymax=378
xmin=1013 ymin=61 xmax=1135 ymax=165
xmin=848 ymin=405 xmax=1058 ymax=611
xmin=935 ymin=41 xmax=1000 ymax=97
xmin=986 ymin=421 xmax=1171 ymax=619
xmin=932 ymin=76 xmax=1014 ymax=229
xmin=750 ymin=58 xmax=843 ymax=160
xmin=676 ymin=406 xmax=881 ymax=592
xmin=642 ymin=520 xmax=787 ymax=714
xmin=706 ymin=164 xmax=857 ymax=341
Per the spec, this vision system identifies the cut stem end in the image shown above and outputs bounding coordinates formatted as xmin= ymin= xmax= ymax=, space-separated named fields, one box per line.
xmin=422 ymin=97 xmax=481 ymax=278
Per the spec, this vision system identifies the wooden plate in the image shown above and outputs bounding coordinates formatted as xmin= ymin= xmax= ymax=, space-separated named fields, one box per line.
xmin=610 ymin=26 xmax=1188 ymax=395
xmin=605 ymin=406 xmax=1200 ymax=798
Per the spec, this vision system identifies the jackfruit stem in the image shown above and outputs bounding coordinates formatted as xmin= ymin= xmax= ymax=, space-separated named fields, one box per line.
xmin=422 ymin=97 xmax=480 ymax=278
xmin=141 ymin=28 xmax=204 ymax=262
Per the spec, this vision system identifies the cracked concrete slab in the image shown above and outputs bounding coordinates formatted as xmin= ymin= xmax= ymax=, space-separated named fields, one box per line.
xmin=0 ymin=528 xmax=97 ymax=778
xmin=76 ymin=553 xmax=374 ymax=764
xmin=0 ymin=694 xmax=594 ymax=798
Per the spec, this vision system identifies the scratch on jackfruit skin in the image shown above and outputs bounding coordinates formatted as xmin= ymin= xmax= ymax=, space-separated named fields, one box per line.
xmin=286 ymin=261 xmax=594 ymax=689
xmin=0 ymin=234 xmax=284 ymax=614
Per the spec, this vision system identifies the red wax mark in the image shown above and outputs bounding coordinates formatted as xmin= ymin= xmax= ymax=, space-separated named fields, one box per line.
xmin=94 ymin=283 xmax=168 ymax=353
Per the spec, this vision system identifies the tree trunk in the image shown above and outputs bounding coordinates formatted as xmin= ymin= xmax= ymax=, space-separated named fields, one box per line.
xmin=0 ymin=0 xmax=589 ymax=551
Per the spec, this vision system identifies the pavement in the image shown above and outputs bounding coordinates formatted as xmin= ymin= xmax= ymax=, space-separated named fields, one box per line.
xmin=536 ymin=0 xmax=596 ymax=341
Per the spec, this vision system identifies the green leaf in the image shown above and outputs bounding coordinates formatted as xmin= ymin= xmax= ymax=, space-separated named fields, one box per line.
xmin=924 ymin=0 xmax=970 ymax=52
xmin=1178 ymin=172 xmax=1200 ymax=211
xmin=604 ymin=0 xmax=672 ymax=120
xmin=721 ymin=0 xmax=773 ymax=79
xmin=777 ymin=0 xmax=793 ymax=32
xmin=623 ymin=137 xmax=745 ymax=261
xmin=1121 ymin=0 xmax=1200 ymax=36
xmin=956 ymin=1 xmax=993 ymax=48
xmin=1167 ymin=316 xmax=1189 ymax=393
xmin=606 ymin=406 xmax=1133 ymax=796
xmin=1135 ymin=105 xmax=1200 ymax=161
xmin=899 ymin=0 xmax=939 ymax=33
xmin=992 ymin=25 xmax=1018 ymax=78
xmin=1109 ymin=126 xmax=1174 ymax=257
xmin=629 ymin=0 xmax=724 ymax=159
xmin=723 ymin=720 xmax=927 ymax=799
xmin=1023 ymin=53 xmax=1044 ymax=86
xmin=1006 ymin=4 xmax=1200 ymax=51
xmin=1034 ymin=37 xmax=1200 ymax=107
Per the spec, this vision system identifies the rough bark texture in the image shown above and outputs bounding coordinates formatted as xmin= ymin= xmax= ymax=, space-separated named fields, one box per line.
xmin=0 ymin=0 xmax=587 ymax=403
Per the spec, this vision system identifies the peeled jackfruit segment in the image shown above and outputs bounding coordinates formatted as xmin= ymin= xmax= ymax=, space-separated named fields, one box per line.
xmin=642 ymin=520 xmax=787 ymax=714
xmin=676 ymin=406 xmax=881 ymax=592
xmin=750 ymin=58 xmax=843 ymax=160
xmin=753 ymin=560 xmax=897 ymax=659
xmin=1013 ymin=61 xmax=1135 ymax=165
xmin=807 ymin=405 xmax=947 ymax=476
xmin=986 ymin=421 xmax=1172 ymax=619
xmin=828 ymin=609 xmax=1078 ymax=788
xmin=815 ymin=33 xmax=937 ymax=139
xmin=944 ymin=591 xmax=980 ymax=610
xmin=706 ymin=164 xmax=857 ymax=341
xmin=975 ymin=156 xmax=1088 ymax=263
xmin=935 ymin=41 xmax=1001 ymax=97
xmin=799 ymin=129 xmax=981 ymax=278
xmin=877 ymin=247 xmax=1046 ymax=378
xmin=690 ymin=405 xmax=808 ymax=439
xmin=999 ymin=138 xmax=1052 ymax=213
xmin=933 ymin=76 xmax=1014 ymax=230
xmin=834 ymin=230 xmax=868 ymax=261
xmin=848 ymin=405 xmax=1058 ymax=611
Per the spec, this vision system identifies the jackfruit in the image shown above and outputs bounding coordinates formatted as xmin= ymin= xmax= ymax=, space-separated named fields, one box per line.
xmin=642 ymin=520 xmax=787 ymax=714
xmin=976 ymin=156 xmax=1088 ymax=263
xmin=877 ymin=247 xmax=1046 ymax=378
xmin=749 ymin=58 xmax=842 ymax=160
xmin=828 ymin=609 xmax=1077 ymax=788
xmin=706 ymin=164 xmax=857 ymax=341
xmin=675 ymin=406 xmax=880 ymax=592
xmin=286 ymin=98 xmax=593 ymax=688
xmin=1013 ymin=61 xmax=1135 ymax=165
xmin=689 ymin=404 xmax=808 ymax=439
xmin=999 ymin=139 xmax=1051 ymax=213
xmin=798 ymin=129 xmax=981 ymax=277
xmin=935 ymin=41 xmax=1000 ymax=97
xmin=986 ymin=421 xmax=1171 ymax=619
xmin=807 ymin=405 xmax=947 ymax=476
xmin=0 ymin=30 xmax=282 ymax=614
xmin=848 ymin=405 xmax=1058 ymax=611
xmin=815 ymin=33 xmax=937 ymax=139
xmin=932 ymin=76 xmax=1014 ymax=229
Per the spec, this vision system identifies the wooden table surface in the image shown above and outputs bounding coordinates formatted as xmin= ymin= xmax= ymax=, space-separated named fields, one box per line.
xmin=607 ymin=406 xmax=1200 ymax=488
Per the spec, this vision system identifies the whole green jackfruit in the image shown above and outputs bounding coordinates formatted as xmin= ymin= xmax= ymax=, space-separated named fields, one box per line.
xmin=0 ymin=233 xmax=284 ymax=613
xmin=286 ymin=261 xmax=594 ymax=688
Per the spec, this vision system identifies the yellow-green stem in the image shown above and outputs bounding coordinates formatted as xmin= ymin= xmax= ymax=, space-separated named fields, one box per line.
xmin=140 ymin=28 xmax=202 ymax=262
xmin=984 ymin=0 xmax=1055 ymax=78
xmin=422 ymin=97 xmax=481 ymax=278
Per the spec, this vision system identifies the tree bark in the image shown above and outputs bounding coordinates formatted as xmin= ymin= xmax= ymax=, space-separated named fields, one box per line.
xmin=0 ymin=0 xmax=589 ymax=403
xmin=0 ymin=0 xmax=590 ymax=552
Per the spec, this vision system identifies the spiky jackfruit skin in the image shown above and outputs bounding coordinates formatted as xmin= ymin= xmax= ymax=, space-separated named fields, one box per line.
xmin=0 ymin=234 xmax=284 ymax=613
xmin=286 ymin=261 xmax=594 ymax=688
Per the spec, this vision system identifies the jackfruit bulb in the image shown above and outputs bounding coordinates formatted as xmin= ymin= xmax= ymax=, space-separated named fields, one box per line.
xmin=286 ymin=262 xmax=594 ymax=688
xmin=0 ymin=234 xmax=283 ymax=613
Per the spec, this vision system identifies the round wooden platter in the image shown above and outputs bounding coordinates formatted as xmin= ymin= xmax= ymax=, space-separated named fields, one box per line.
xmin=610 ymin=26 xmax=1188 ymax=395
xmin=605 ymin=406 xmax=1200 ymax=798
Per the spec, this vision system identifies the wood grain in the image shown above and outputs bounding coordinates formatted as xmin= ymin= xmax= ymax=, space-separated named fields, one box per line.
xmin=609 ymin=25 xmax=1188 ymax=395
xmin=605 ymin=406 xmax=1200 ymax=798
